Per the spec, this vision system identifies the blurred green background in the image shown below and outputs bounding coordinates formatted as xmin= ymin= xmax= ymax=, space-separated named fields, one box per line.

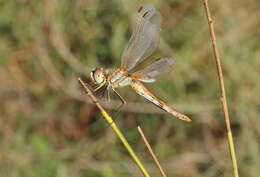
xmin=1 ymin=0 xmax=260 ymax=176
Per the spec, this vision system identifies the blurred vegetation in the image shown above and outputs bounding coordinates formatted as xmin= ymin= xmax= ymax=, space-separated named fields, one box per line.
xmin=0 ymin=0 xmax=260 ymax=176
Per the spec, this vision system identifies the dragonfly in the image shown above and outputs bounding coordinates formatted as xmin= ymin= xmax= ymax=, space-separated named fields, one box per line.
xmin=90 ymin=4 xmax=191 ymax=122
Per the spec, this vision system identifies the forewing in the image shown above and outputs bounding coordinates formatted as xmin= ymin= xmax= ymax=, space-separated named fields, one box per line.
xmin=121 ymin=4 xmax=162 ymax=71
xmin=132 ymin=58 xmax=175 ymax=83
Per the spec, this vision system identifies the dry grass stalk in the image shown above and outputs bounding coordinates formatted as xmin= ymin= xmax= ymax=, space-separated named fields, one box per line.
xmin=138 ymin=126 xmax=167 ymax=177
xmin=202 ymin=0 xmax=239 ymax=177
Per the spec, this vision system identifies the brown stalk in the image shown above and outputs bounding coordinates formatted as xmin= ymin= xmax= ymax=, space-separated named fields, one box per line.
xmin=137 ymin=126 xmax=167 ymax=177
xmin=202 ymin=0 xmax=239 ymax=177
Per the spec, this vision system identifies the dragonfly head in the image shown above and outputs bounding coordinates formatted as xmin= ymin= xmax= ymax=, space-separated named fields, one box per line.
xmin=90 ymin=67 xmax=106 ymax=84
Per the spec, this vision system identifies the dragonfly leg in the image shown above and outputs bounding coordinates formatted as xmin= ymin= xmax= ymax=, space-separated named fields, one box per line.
xmin=108 ymin=88 xmax=126 ymax=124
xmin=112 ymin=88 xmax=126 ymax=105
xmin=93 ymin=82 xmax=105 ymax=92
xmin=107 ymin=85 xmax=111 ymax=102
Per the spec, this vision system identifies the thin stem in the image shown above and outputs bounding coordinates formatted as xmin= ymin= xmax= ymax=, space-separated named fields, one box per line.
xmin=202 ymin=1 xmax=239 ymax=177
xmin=137 ymin=126 xmax=167 ymax=177
xmin=78 ymin=78 xmax=151 ymax=177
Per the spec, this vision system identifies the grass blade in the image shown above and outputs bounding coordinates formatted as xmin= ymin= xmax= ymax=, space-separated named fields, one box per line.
xmin=78 ymin=78 xmax=151 ymax=177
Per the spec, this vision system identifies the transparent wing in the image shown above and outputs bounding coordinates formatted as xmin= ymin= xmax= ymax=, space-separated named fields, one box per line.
xmin=132 ymin=58 xmax=175 ymax=83
xmin=121 ymin=4 xmax=162 ymax=71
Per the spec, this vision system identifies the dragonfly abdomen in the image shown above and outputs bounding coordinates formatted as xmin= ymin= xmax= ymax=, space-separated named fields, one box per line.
xmin=130 ymin=79 xmax=191 ymax=122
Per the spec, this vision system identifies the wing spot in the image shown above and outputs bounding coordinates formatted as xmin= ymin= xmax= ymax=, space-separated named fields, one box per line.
xmin=138 ymin=6 xmax=143 ymax=13
xmin=142 ymin=11 xmax=149 ymax=18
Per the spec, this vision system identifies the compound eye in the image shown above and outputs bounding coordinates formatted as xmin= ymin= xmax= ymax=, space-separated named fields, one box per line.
xmin=90 ymin=69 xmax=96 ymax=81
xmin=90 ymin=68 xmax=105 ymax=84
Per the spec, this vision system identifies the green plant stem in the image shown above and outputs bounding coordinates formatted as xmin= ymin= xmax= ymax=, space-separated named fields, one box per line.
xmin=202 ymin=1 xmax=239 ymax=177
xmin=78 ymin=78 xmax=151 ymax=177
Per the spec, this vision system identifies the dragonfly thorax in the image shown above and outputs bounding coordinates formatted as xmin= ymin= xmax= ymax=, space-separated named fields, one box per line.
xmin=90 ymin=67 xmax=106 ymax=84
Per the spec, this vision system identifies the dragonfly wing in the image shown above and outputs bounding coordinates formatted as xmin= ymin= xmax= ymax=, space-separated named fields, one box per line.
xmin=132 ymin=58 xmax=175 ymax=83
xmin=121 ymin=4 xmax=162 ymax=71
